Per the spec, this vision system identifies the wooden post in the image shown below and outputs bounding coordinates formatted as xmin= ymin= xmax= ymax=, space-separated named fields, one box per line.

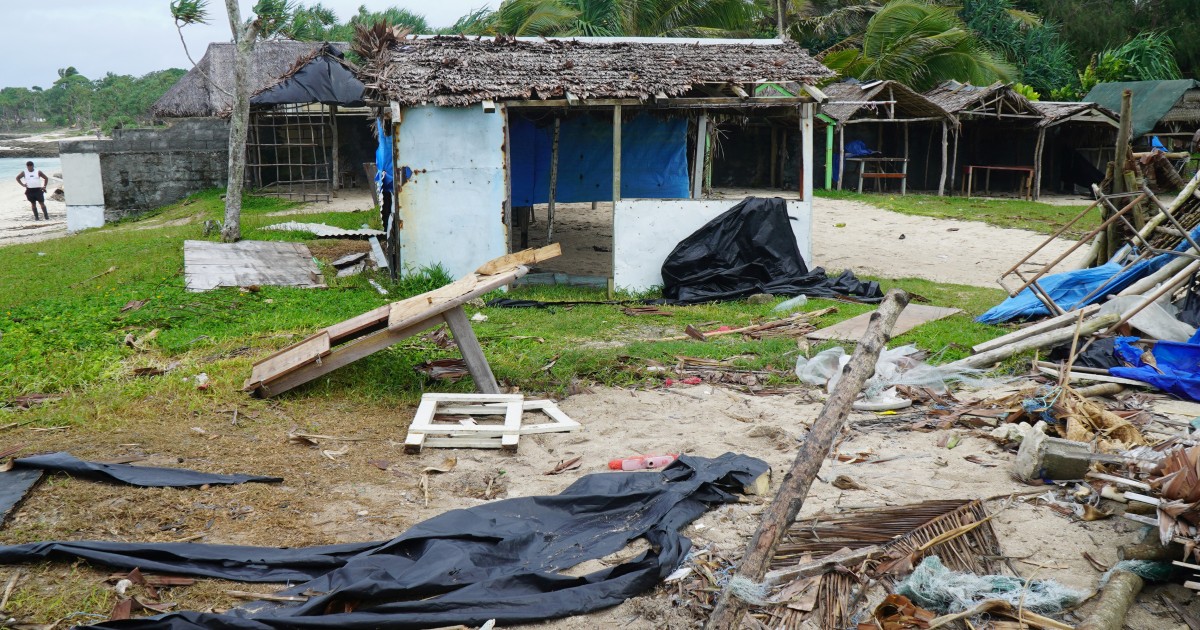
xmin=692 ymin=112 xmax=707 ymax=198
xmin=950 ymin=128 xmax=959 ymax=193
xmin=1033 ymin=126 xmax=1046 ymax=201
xmin=389 ymin=102 xmax=402 ymax=279
xmin=824 ymin=120 xmax=834 ymax=190
xmin=800 ymin=103 xmax=814 ymax=202
xmin=1109 ymin=89 xmax=1135 ymax=255
xmin=769 ymin=127 xmax=779 ymax=189
xmin=902 ymin=120 xmax=909 ymax=195
xmin=329 ymin=104 xmax=339 ymax=196
xmin=938 ymin=121 xmax=948 ymax=196
xmin=704 ymin=289 xmax=911 ymax=630
xmin=547 ymin=117 xmax=560 ymax=243
xmin=837 ymin=126 xmax=846 ymax=191
xmin=443 ymin=306 xmax=501 ymax=394
xmin=611 ymin=105 xmax=621 ymax=300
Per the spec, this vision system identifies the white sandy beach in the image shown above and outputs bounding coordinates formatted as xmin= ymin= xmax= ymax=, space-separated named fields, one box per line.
xmin=0 ymin=166 xmax=66 ymax=247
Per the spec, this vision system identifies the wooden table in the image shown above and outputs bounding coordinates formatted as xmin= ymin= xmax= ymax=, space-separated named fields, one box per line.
xmin=963 ymin=165 xmax=1034 ymax=201
xmin=847 ymin=157 xmax=909 ymax=195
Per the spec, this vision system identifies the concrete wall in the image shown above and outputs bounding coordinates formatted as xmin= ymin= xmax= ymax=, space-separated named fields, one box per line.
xmin=59 ymin=118 xmax=229 ymax=223
xmin=613 ymin=198 xmax=813 ymax=292
xmin=396 ymin=105 xmax=508 ymax=279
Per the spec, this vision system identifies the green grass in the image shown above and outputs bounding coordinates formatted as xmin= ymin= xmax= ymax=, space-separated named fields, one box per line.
xmin=817 ymin=189 xmax=1098 ymax=239
xmin=0 ymin=189 xmax=1017 ymax=428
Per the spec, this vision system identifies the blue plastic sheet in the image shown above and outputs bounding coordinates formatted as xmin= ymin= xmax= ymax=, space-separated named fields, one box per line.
xmin=375 ymin=119 xmax=392 ymax=190
xmin=1111 ymin=336 xmax=1200 ymax=401
xmin=978 ymin=219 xmax=1198 ymax=324
xmin=509 ymin=113 xmax=689 ymax=205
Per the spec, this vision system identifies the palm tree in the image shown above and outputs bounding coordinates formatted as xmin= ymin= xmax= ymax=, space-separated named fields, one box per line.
xmin=821 ymin=0 xmax=1014 ymax=91
xmin=473 ymin=0 xmax=754 ymax=37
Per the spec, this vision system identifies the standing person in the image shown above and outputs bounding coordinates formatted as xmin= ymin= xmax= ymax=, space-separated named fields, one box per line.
xmin=16 ymin=161 xmax=49 ymax=220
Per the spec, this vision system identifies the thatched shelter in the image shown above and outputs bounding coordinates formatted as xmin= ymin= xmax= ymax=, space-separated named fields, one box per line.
xmin=152 ymin=41 xmax=334 ymax=118
xmin=361 ymin=35 xmax=834 ymax=287
xmin=1030 ymin=101 xmax=1119 ymax=194
xmin=820 ymin=80 xmax=957 ymax=195
xmin=925 ymin=81 xmax=1049 ymax=199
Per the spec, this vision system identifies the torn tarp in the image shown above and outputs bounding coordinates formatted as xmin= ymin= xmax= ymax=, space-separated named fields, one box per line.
xmin=0 ymin=453 xmax=767 ymax=629
xmin=0 ymin=453 xmax=281 ymax=527
xmin=661 ymin=197 xmax=882 ymax=304
xmin=9 ymin=452 xmax=282 ymax=487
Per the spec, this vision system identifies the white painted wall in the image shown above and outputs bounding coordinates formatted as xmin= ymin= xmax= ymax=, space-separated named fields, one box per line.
xmin=613 ymin=198 xmax=813 ymax=292
xmin=61 ymin=152 xmax=105 ymax=232
xmin=396 ymin=105 xmax=508 ymax=280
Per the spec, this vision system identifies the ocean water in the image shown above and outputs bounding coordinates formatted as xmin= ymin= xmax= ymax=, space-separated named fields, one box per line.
xmin=1 ymin=157 xmax=62 ymax=178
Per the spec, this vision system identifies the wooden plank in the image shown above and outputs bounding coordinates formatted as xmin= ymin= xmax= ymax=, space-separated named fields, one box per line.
xmin=184 ymin=240 xmax=325 ymax=292
xmin=1034 ymin=366 xmax=1151 ymax=387
xmin=368 ymin=237 xmax=388 ymax=270
xmin=421 ymin=393 xmax=522 ymax=403
xmin=1087 ymin=471 xmax=1152 ymax=490
xmin=808 ymin=304 xmax=960 ymax=342
xmin=972 ymin=305 xmax=1101 ymax=354
xmin=475 ymin=244 xmax=562 ymax=276
xmin=388 ymin=275 xmax=480 ymax=330
xmin=244 ymin=332 xmax=331 ymax=390
xmin=325 ymin=304 xmax=391 ymax=343
xmin=501 ymin=399 xmax=522 ymax=451
xmin=444 ymin=306 xmax=501 ymax=394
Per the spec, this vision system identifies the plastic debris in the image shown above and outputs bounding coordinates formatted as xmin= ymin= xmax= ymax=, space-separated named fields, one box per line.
xmin=896 ymin=556 xmax=1086 ymax=615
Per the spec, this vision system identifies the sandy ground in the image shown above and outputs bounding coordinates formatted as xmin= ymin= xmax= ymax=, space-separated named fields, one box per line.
xmin=522 ymin=190 xmax=1088 ymax=288
xmin=0 ymin=175 xmax=67 ymax=247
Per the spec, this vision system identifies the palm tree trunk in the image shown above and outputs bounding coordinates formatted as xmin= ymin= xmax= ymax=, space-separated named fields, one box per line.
xmin=222 ymin=0 xmax=252 ymax=243
xmin=776 ymin=0 xmax=786 ymax=38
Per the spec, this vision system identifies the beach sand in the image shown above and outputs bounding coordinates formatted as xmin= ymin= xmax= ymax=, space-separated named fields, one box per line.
xmin=0 ymin=173 xmax=66 ymax=247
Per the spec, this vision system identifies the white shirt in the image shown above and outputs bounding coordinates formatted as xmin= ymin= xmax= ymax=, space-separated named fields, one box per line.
xmin=20 ymin=169 xmax=42 ymax=188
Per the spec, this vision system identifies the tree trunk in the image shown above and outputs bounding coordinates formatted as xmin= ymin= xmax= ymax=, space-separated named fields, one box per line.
xmin=222 ymin=0 xmax=254 ymax=243
xmin=776 ymin=0 xmax=786 ymax=39
xmin=705 ymin=289 xmax=911 ymax=629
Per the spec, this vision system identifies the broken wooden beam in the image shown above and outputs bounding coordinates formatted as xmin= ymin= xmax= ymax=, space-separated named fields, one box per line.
xmin=704 ymin=288 xmax=910 ymax=629
xmin=971 ymin=305 xmax=1100 ymax=354
xmin=950 ymin=314 xmax=1118 ymax=370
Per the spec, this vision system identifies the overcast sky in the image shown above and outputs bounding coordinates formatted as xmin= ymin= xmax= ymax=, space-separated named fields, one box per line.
xmin=4 ymin=0 xmax=498 ymax=89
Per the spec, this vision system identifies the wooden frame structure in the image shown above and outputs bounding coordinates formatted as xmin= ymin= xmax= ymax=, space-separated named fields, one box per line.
xmin=404 ymin=395 xmax=581 ymax=452
xmin=243 ymin=245 xmax=561 ymax=397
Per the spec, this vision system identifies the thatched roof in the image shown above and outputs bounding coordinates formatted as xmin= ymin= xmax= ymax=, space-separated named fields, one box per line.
xmin=366 ymin=36 xmax=834 ymax=108
xmin=153 ymin=41 xmax=345 ymax=117
xmin=923 ymin=81 xmax=1039 ymax=118
xmin=820 ymin=80 xmax=954 ymax=124
xmin=1030 ymin=101 xmax=1118 ymax=128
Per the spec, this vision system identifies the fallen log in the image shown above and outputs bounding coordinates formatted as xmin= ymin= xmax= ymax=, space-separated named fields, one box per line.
xmin=1076 ymin=569 xmax=1144 ymax=630
xmin=949 ymin=314 xmax=1119 ymax=370
xmin=704 ymin=288 xmax=910 ymax=629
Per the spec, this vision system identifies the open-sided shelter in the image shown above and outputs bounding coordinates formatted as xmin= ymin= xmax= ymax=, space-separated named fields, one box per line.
xmin=820 ymin=80 xmax=957 ymax=195
xmin=360 ymin=35 xmax=834 ymax=290
xmin=1084 ymin=80 xmax=1200 ymax=146
xmin=1029 ymin=101 xmax=1119 ymax=195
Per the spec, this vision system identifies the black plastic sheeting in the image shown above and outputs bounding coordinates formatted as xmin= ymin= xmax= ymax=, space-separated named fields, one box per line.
xmin=0 ymin=453 xmax=282 ymax=527
xmin=10 ymin=452 xmax=283 ymax=487
xmin=252 ymin=44 xmax=364 ymax=107
xmin=661 ymin=197 xmax=883 ymax=304
xmin=1047 ymin=337 xmax=1121 ymax=370
xmin=0 ymin=453 xmax=767 ymax=629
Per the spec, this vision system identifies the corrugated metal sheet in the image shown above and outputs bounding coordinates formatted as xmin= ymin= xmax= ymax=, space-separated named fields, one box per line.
xmin=396 ymin=106 xmax=508 ymax=279
xmin=261 ymin=222 xmax=385 ymax=238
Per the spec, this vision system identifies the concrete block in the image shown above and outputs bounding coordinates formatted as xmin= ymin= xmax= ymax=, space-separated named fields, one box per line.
xmin=1013 ymin=422 xmax=1093 ymax=482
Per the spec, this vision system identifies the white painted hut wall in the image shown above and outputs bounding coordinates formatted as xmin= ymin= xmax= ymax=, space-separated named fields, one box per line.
xmin=60 ymin=152 xmax=105 ymax=232
xmin=613 ymin=198 xmax=813 ymax=292
xmin=396 ymin=105 xmax=507 ymax=279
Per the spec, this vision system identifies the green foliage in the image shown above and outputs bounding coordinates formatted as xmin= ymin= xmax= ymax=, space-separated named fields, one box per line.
xmin=823 ymin=0 xmax=1015 ymax=92
xmin=960 ymin=0 xmax=1074 ymax=96
xmin=169 ymin=0 xmax=210 ymax=25
xmin=1080 ymin=31 xmax=1182 ymax=91
xmin=474 ymin=0 xmax=754 ymax=37
xmin=1012 ymin=83 xmax=1040 ymax=101
xmin=0 ymin=68 xmax=187 ymax=131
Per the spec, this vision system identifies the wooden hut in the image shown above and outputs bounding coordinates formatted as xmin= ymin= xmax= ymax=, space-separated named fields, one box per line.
xmin=1029 ymin=101 xmax=1119 ymax=195
xmin=361 ymin=34 xmax=834 ymax=289
xmin=821 ymin=80 xmax=957 ymax=195
xmin=924 ymin=81 xmax=1047 ymax=199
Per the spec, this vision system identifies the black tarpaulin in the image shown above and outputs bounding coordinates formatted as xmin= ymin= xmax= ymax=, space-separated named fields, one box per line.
xmin=0 ymin=469 xmax=42 ymax=525
xmin=10 ymin=452 xmax=282 ymax=487
xmin=0 ymin=453 xmax=767 ymax=629
xmin=252 ymin=44 xmax=365 ymax=107
xmin=661 ymin=197 xmax=883 ymax=304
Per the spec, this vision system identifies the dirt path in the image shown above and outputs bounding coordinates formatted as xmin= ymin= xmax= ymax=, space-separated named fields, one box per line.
xmin=812 ymin=197 xmax=1088 ymax=288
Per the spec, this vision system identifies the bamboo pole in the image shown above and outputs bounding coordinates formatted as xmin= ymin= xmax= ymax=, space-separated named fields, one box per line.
xmin=938 ymin=121 xmax=948 ymax=196
xmin=947 ymin=314 xmax=1119 ymax=370
xmin=705 ymin=289 xmax=910 ymax=629
xmin=1033 ymin=126 xmax=1046 ymax=201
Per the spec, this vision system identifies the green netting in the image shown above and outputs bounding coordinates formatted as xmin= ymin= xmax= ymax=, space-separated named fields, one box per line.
xmin=1084 ymin=79 xmax=1200 ymax=138
xmin=896 ymin=556 xmax=1086 ymax=614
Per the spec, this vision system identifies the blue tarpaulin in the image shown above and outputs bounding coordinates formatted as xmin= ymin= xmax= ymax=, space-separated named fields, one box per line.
xmin=978 ymin=221 xmax=1200 ymax=324
xmin=509 ymin=112 xmax=690 ymax=205
xmin=375 ymin=119 xmax=392 ymax=190
xmin=1112 ymin=337 xmax=1200 ymax=402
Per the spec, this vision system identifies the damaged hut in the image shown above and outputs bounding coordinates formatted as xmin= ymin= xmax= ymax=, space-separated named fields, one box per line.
xmin=59 ymin=41 xmax=373 ymax=231
xmin=359 ymin=35 xmax=834 ymax=290
xmin=923 ymin=81 xmax=1118 ymax=201
xmin=819 ymin=80 xmax=957 ymax=196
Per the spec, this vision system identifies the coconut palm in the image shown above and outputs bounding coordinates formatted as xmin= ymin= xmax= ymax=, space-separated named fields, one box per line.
xmin=468 ymin=0 xmax=754 ymax=37
xmin=821 ymin=0 xmax=1014 ymax=91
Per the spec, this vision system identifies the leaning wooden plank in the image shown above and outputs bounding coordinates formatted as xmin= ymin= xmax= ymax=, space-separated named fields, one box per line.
xmin=243 ymin=332 xmax=331 ymax=391
xmin=706 ymin=289 xmax=910 ymax=629
xmin=388 ymin=276 xmax=481 ymax=330
xmin=444 ymin=306 xmax=501 ymax=394
xmin=808 ymin=304 xmax=959 ymax=342
xmin=475 ymin=244 xmax=562 ymax=276
xmin=325 ymin=304 xmax=391 ymax=343
xmin=971 ymin=304 xmax=1101 ymax=354
xmin=1033 ymin=366 xmax=1151 ymax=388
xmin=947 ymin=314 xmax=1119 ymax=370
xmin=389 ymin=268 xmax=524 ymax=333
